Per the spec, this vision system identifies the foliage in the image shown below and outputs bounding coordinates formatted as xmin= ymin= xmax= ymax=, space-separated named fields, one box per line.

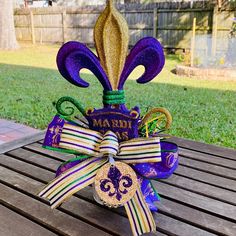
xmin=0 ymin=44 xmax=235 ymax=148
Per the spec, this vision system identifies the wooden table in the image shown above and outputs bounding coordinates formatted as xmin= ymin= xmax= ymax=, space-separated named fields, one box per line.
xmin=0 ymin=132 xmax=236 ymax=236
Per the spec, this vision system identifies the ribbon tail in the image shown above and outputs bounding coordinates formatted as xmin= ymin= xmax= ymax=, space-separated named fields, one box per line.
xmin=38 ymin=157 xmax=107 ymax=209
xmin=138 ymin=176 xmax=160 ymax=212
xmin=124 ymin=187 xmax=156 ymax=236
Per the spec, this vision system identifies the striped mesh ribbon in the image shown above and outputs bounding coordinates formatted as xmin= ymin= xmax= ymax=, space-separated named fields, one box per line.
xmin=40 ymin=117 xmax=160 ymax=235
xmin=39 ymin=157 xmax=108 ymax=209
xmin=56 ymin=121 xmax=161 ymax=164
xmin=125 ymin=188 xmax=156 ymax=236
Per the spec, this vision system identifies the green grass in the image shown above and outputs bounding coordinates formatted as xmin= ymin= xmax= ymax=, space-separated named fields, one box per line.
xmin=0 ymin=44 xmax=235 ymax=148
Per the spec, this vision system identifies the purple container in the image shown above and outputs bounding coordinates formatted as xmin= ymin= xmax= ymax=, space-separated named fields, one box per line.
xmin=133 ymin=141 xmax=178 ymax=179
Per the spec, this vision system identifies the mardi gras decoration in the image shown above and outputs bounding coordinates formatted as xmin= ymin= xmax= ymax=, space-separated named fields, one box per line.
xmin=39 ymin=1 xmax=179 ymax=235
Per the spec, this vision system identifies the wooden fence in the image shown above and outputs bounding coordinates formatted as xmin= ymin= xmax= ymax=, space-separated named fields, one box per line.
xmin=14 ymin=3 xmax=236 ymax=49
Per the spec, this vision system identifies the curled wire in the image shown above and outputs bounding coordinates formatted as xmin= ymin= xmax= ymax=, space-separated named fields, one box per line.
xmin=139 ymin=107 xmax=172 ymax=138
xmin=56 ymin=96 xmax=86 ymax=117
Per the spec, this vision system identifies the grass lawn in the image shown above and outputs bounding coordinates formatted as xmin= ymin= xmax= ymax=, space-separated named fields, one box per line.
xmin=0 ymin=44 xmax=235 ymax=149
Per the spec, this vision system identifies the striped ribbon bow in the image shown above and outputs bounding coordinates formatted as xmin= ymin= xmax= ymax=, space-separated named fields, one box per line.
xmin=39 ymin=117 xmax=162 ymax=236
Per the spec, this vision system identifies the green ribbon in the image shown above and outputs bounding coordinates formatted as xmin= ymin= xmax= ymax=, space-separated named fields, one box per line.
xmin=103 ymin=90 xmax=125 ymax=105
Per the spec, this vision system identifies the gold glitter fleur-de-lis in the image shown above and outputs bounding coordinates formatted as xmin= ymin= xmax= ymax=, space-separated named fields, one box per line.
xmin=94 ymin=0 xmax=129 ymax=90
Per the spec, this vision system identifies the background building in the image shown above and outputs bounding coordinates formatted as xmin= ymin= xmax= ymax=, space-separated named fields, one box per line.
xmin=13 ymin=0 xmax=56 ymax=8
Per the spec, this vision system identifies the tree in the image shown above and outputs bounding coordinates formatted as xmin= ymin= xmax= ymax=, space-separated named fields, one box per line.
xmin=226 ymin=18 xmax=236 ymax=65
xmin=0 ymin=0 xmax=19 ymax=50
xmin=24 ymin=0 xmax=28 ymax=8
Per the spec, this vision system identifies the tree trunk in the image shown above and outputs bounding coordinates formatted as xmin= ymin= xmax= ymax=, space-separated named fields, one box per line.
xmin=0 ymin=0 xmax=19 ymax=50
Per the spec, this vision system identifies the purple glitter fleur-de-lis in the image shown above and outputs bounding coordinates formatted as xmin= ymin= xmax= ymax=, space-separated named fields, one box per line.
xmin=56 ymin=37 xmax=165 ymax=93
xmin=100 ymin=165 xmax=133 ymax=201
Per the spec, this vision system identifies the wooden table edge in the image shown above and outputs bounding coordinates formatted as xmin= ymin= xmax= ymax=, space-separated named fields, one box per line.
xmin=0 ymin=131 xmax=46 ymax=154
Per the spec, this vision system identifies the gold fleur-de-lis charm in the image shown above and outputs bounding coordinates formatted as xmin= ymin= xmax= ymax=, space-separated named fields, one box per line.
xmin=95 ymin=162 xmax=138 ymax=208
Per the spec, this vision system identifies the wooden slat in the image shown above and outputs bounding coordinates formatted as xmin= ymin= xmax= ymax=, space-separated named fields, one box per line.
xmin=0 ymin=184 xmax=112 ymax=236
xmin=0 ymin=131 xmax=45 ymax=155
xmin=7 ymin=148 xmax=63 ymax=171
xmin=37 ymin=140 xmax=44 ymax=144
xmin=167 ymin=136 xmax=236 ymax=159
xmin=179 ymin=148 xmax=236 ymax=169
xmin=0 ymin=205 xmax=57 ymax=236
xmin=175 ymin=165 xmax=236 ymax=192
xmin=0 ymin=168 xmax=212 ymax=236
xmin=0 ymin=154 xmax=55 ymax=182
xmin=158 ymin=198 xmax=236 ymax=236
xmin=154 ymin=214 xmax=217 ymax=236
xmin=152 ymin=181 xmax=236 ymax=222
xmin=160 ymin=175 xmax=236 ymax=205
xmin=154 ymin=214 xmax=216 ymax=236
xmin=24 ymin=142 xmax=74 ymax=160
xmin=0 ymin=150 xmax=214 ymax=236
xmin=179 ymin=157 xmax=236 ymax=180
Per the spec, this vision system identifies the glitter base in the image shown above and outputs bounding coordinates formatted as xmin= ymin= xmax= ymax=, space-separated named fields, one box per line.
xmin=95 ymin=162 xmax=138 ymax=207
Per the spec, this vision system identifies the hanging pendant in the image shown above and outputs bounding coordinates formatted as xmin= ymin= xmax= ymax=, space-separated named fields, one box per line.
xmin=95 ymin=162 xmax=138 ymax=208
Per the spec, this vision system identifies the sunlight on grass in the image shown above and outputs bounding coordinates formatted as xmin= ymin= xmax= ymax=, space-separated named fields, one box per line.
xmin=1 ymin=44 xmax=235 ymax=91
xmin=0 ymin=44 xmax=59 ymax=69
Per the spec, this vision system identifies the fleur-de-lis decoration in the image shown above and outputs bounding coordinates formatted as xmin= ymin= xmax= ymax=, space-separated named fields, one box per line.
xmin=56 ymin=0 xmax=165 ymax=97
xmin=100 ymin=165 xmax=133 ymax=201
xmin=51 ymin=126 xmax=62 ymax=146
xmin=40 ymin=2 xmax=179 ymax=236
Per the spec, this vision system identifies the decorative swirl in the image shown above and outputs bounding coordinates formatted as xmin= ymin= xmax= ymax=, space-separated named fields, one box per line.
xmin=119 ymin=37 xmax=165 ymax=90
xmin=100 ymin=179 xmax=112 ymax=192
xmin=56 ymin=96 xmax=86 ymax=117
xmin=100 ymin=179 xmax=117 ymax=198
xmin=139 ymin=107 xmax=172 ymax=137
xmin=120 ymin=175 xmax=133 ymax=188
xmin=119 ymin=176 xmax=132 ymax=194
xmin=57 ymin=41 xmax=111 ymax=90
